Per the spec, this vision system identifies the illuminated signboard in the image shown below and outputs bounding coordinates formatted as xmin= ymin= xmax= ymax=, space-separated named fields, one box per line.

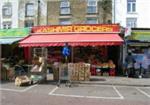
xmin=32 ymin=24 xmax=120 ymax=33
xmin=0 ymin=28 xmax=30 ymax=37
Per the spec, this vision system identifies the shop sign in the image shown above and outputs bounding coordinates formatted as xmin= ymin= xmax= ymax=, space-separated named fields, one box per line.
xmin=129 ymin=31 xmax=150 ymax=42
xmin=0 ymin=28 xmax=30 ymax=38
xmin=62 ymin=43 xmax=70 ymax=57
xmin=32 ymin=24 xmax=120 ymax=33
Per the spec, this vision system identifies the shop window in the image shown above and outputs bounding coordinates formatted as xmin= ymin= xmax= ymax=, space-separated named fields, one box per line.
xmin=86 ymin=18 xmax=98 ymax=24
xmin=127 ymin=0 xmax=136 ymax=13
xmin=60 ymin=0 xmax=70 ymax=15
xmin=126 ymin=18 xmax=137 ymax=28
xmin=87 ymin=0 xmax=97 ymax=14
xmin=25 ymin=3 xmax=34 ymax=17
xmin=2 ymin=4 xmax=12 ymax=17
xmin=107 ymin=20 xmax=112 ymax=24
xmin=24 ymin=20 xmax=34 ymax=27
xmin=33 ymin=48 xmax=47 ymax=57
xmin=59 ymin=18 xmax=71 ymax=25
xmin=3 ymin=22 xmax=12 ymax=29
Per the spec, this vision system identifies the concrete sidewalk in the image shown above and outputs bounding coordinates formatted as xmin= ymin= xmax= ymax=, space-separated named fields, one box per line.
xmin=47 ymin=74 xmax=150 ymax=87
xmin=78 ymin=76 xmax=150 ymax=87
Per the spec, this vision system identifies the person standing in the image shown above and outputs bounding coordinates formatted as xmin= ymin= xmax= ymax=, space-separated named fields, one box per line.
xmin=125 ymin=52 xmax=135 ymax=77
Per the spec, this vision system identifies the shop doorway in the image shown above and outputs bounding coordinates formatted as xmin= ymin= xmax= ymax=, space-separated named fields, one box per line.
xmin=108 ymin=46 xmax=121 ymax=75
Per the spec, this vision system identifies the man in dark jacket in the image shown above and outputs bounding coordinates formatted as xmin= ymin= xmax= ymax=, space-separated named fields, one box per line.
xmin=125 ymin=52 xmax=135 ymax=77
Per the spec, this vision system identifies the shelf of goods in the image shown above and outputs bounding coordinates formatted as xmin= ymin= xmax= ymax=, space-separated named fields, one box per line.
xmin=91 ymin=62 xmax=116 ymax=76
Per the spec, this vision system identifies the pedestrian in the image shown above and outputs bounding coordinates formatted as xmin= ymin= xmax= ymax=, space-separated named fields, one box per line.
xmin=141 ymin=54 xmax=149 ymax=77
xmin=125 ymin=52 xmax=135 ymax=77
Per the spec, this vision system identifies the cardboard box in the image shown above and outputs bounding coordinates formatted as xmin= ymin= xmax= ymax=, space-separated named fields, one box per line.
xmin=78 ymin=76 xmax=85 ymax=81
xmin=103 ymin=72 xmax=109 ymax=76
xmin=15 ymin=75 xmax=31 ymax=86
xmin=68 ymin=63 xmax=91 ymax=81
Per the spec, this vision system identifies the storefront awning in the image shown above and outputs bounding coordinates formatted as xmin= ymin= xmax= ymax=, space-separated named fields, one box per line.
xmin=127 ymin=41 xmax=150 ymax=47
xmin=0 ymin=37 xmax=23 ymax=44
xmin=0 ymin=28 xmax=30 ymax=45
xmin=19 ymin=33 xmax=123 ymax=47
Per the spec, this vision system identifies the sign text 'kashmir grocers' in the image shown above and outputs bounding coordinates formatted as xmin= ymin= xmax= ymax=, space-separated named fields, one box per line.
xmin=32 ymin=24 xmax=120 ymax=33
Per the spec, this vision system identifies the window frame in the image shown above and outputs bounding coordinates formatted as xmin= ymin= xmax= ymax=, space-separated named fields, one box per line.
xmin=87 ymin=0 xmax=97 ymax=14
xmin=25 ymin=3 xmax=34 ymax=17
xmin=86 ymin=17 xmax=98 ymax=24
xmin=24 ymin=20 xmax=34 ymax=27
xmin=127 ymin=0 xmax=136 ymax=13
xmin=3 ymin=21 xmax=12 ymax=29
xmin=126 ymin=18 xmax=137 ymax=28
xmin=60 ymin=1 xmax=70 ymax=7
xmin=2 ymin=4 xmax=12 ymax=17
xmin=60 ymin=1 xmax=70 ymax=15
xmin=60 ymin=7 xmax=71 ymax=15
xmin=59 ymin=18 xmax=71 ymax=25
xmin=87 ymin=0 xmax=97 ymax=6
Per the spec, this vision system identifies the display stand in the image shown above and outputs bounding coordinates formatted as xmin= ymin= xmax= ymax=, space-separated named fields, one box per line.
xmin=30 ymin=47 xmax=47 ymax=83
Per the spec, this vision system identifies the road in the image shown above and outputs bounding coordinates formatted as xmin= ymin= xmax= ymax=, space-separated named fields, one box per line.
xmin=1 ymin=82 xmax=150 ymax=105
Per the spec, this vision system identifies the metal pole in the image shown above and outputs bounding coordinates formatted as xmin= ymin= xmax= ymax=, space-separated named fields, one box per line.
xmin=37 ymin=0 xmax=40 ymax=25
xmin=71 ymin=47 xmax=74 ymax=63
xmin=114 ymin=0 xmax=116 ymax=23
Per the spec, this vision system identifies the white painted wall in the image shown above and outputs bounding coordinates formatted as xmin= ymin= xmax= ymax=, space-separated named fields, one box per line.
xmin=113 ymin=0 xmax=150 ymax=28
xmin=0 ymin=0 xmax=18 ymax=29
xmin=0 ymin=1 xmax=3 ymax=29
xmin=12 ymin=0 xmax=18 ymax=28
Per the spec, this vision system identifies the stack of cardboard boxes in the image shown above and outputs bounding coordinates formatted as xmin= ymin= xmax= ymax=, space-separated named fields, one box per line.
xmin=68 ymin=63 xmax=90 ymax=81
xmin=84 ymin=63 xmax=90 ymax=81
xmin=68 ymin=63 xmax=78 ymax=81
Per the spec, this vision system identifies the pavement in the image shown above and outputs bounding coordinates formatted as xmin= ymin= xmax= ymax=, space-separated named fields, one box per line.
xmin=78 ymin=76 xmax=150 ymax=87
xmin=2 ymin=74 xmax=150 ymax=87
xmin=46 ymin=74 xmax=150 ymax=87
xmin=1 ymin=75 xmax=150 ymax=105
xmin=1 ymin=81 xmax=150 ymax=105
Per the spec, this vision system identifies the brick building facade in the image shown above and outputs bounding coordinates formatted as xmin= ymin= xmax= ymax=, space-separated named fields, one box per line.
xmin=0 ymin=0 xmax=112 ymax=28
xmin=47 ymin=0 xmax=112 ymax=25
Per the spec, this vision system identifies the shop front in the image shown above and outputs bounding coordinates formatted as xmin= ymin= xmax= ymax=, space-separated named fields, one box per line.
xmin=126 ymin=28 xmax=150 ymax=78
xmin=19 ymin=24 xmax=123 ymax=81
xmin=0 ymin=28 xmax=30 ymax=81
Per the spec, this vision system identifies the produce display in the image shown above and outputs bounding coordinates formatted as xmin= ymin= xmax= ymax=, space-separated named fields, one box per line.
xmin=102 ymin=63 xmax=109 ymax=68
xmin=53 ymin=60 xmax=116 ymax=81
xmin=108 ymin=60 xmax=116 ymax=68
xmin=91 ymin=60 xmax=116 ymax=76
